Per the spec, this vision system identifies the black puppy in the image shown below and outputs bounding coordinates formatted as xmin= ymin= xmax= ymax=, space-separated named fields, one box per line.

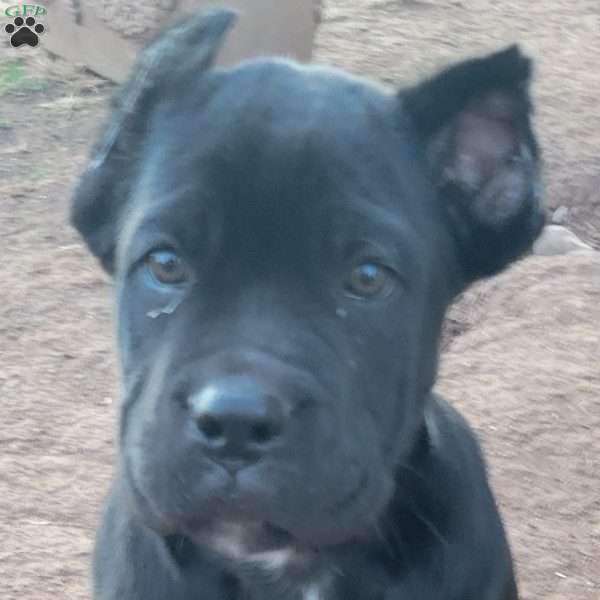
xmin=72 ymin=10 xmax=544 ymax=600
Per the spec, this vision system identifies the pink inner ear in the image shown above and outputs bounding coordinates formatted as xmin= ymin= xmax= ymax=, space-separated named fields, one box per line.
xmin=434 ymin=89 xmax=537 ymax=230
xmin=450 ymin=94 xmax=519 ymax=192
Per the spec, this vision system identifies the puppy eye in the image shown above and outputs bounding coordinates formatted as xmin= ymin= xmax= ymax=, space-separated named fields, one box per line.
xmin=344 ymin=262 xmax=395 ymax=299
xmin=145 ymin=249 xmax=189 ymax=286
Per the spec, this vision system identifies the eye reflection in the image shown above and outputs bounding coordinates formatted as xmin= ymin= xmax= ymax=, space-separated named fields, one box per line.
xmin=345 ymin=262 xmax=394 ymax=299
xmin=146 ymin=249 xmax=189 ymax=286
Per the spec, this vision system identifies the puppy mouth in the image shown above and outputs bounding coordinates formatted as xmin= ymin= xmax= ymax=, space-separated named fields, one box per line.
xmin=192 ymin=519 xmax=302 ymax=564
xmin=127 ymin=430 xmax=381 ymax=549
xmin=181 ymin=472 xmax=362 ymax=562
xmin=246 ymin=521 xmax=295 ymax=550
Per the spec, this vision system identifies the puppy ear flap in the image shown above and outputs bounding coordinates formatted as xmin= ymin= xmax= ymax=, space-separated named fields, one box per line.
xmin=402 ymin=45 xmax=545 ymax=283
xmin=70 ymin=9 xmax=236 ymax=272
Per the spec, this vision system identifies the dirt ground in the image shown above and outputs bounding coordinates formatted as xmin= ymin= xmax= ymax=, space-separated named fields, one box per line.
xmin=0 ymin=1 xmax=598 ymax=599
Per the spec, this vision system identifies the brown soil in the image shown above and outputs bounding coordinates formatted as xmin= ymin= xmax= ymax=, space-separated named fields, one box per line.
xmin=1 ymin=1 xmax=598 ymax=599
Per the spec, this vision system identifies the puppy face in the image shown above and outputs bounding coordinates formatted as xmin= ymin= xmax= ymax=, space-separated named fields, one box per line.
xmin=115 ymin=61 xmax=451 ymax=547
xmin=72 ymin=12 xmax=543 ymax=555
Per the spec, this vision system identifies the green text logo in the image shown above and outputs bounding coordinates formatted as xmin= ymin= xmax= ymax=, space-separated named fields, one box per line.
xmin=4 ymin=4 xmax=47 ymax=18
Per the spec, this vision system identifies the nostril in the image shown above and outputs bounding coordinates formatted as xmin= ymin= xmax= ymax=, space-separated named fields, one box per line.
xmin=250 ymin=420 xmax=279 ymax=445
xmin=197 ymin=414 xmax=224 ymax=441
xmin=189 ymin=379 xmax=287 ymax=456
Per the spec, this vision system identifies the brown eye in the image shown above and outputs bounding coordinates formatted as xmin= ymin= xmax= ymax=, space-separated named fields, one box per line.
xmin=146 ymin=250 xmax=189 ymax=285
xmin=345 ymin=262 xmax=393 ymax=299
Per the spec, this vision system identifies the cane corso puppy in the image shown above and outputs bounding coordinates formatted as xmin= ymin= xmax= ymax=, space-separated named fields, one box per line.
xmin=71 ymin=9 xmax=544 ymax=600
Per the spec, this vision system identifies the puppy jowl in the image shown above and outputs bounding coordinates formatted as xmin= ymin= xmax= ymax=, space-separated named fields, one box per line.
xmin=72 ymin=9 xmax=543 ymax=600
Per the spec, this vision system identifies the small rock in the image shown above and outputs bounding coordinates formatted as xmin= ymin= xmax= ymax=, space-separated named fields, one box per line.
xmin=551 ymin=205 xmax=569 ymax=224
xmin=533 ymin=225 xmax=593 ymax=256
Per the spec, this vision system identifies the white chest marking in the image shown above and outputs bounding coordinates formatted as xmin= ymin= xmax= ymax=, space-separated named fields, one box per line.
xmin=210 ymin=524 xmax=296 ymax=572
xmin=303 ymin=583 xmax=325 ymax=600
xmin=245 ymin=547 xmax=295 ymax=571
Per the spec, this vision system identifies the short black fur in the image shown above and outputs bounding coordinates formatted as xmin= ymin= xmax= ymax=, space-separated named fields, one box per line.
xmin=71 ymin=9 xmax=543 ymax=600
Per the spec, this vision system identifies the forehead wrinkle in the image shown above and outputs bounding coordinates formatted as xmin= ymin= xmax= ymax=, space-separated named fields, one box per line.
xmin=330 ymin=202 xmax=422 ymax=266
xmin=162 ymin=59 xmax=396 ymax=183
xmin=116 ymin=196 xmax=151 ymax=274
xmin=122 ymin=59 xmax=409 ymax=271
xmin=147 ymin=58 xmax=403 ymax=211
xmin=117 ymin=165 xmax=222 ymax=270
xmin=127 ymin=136 xmax=316 ymax=275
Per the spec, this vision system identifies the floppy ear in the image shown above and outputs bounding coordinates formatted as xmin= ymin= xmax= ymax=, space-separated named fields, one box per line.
xmin=402 ymin=45 xmax=545 ymax=283
xmin=70 ymin=9 xmax=236 ymax=273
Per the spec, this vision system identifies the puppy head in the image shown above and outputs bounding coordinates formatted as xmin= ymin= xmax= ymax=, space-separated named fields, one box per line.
xmin=72 ymin=10 xmax=543 ymax=552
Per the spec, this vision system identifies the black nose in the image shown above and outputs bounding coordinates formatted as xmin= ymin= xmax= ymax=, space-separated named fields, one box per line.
xmin=189 ymin=376 xmax=286 ymax=469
